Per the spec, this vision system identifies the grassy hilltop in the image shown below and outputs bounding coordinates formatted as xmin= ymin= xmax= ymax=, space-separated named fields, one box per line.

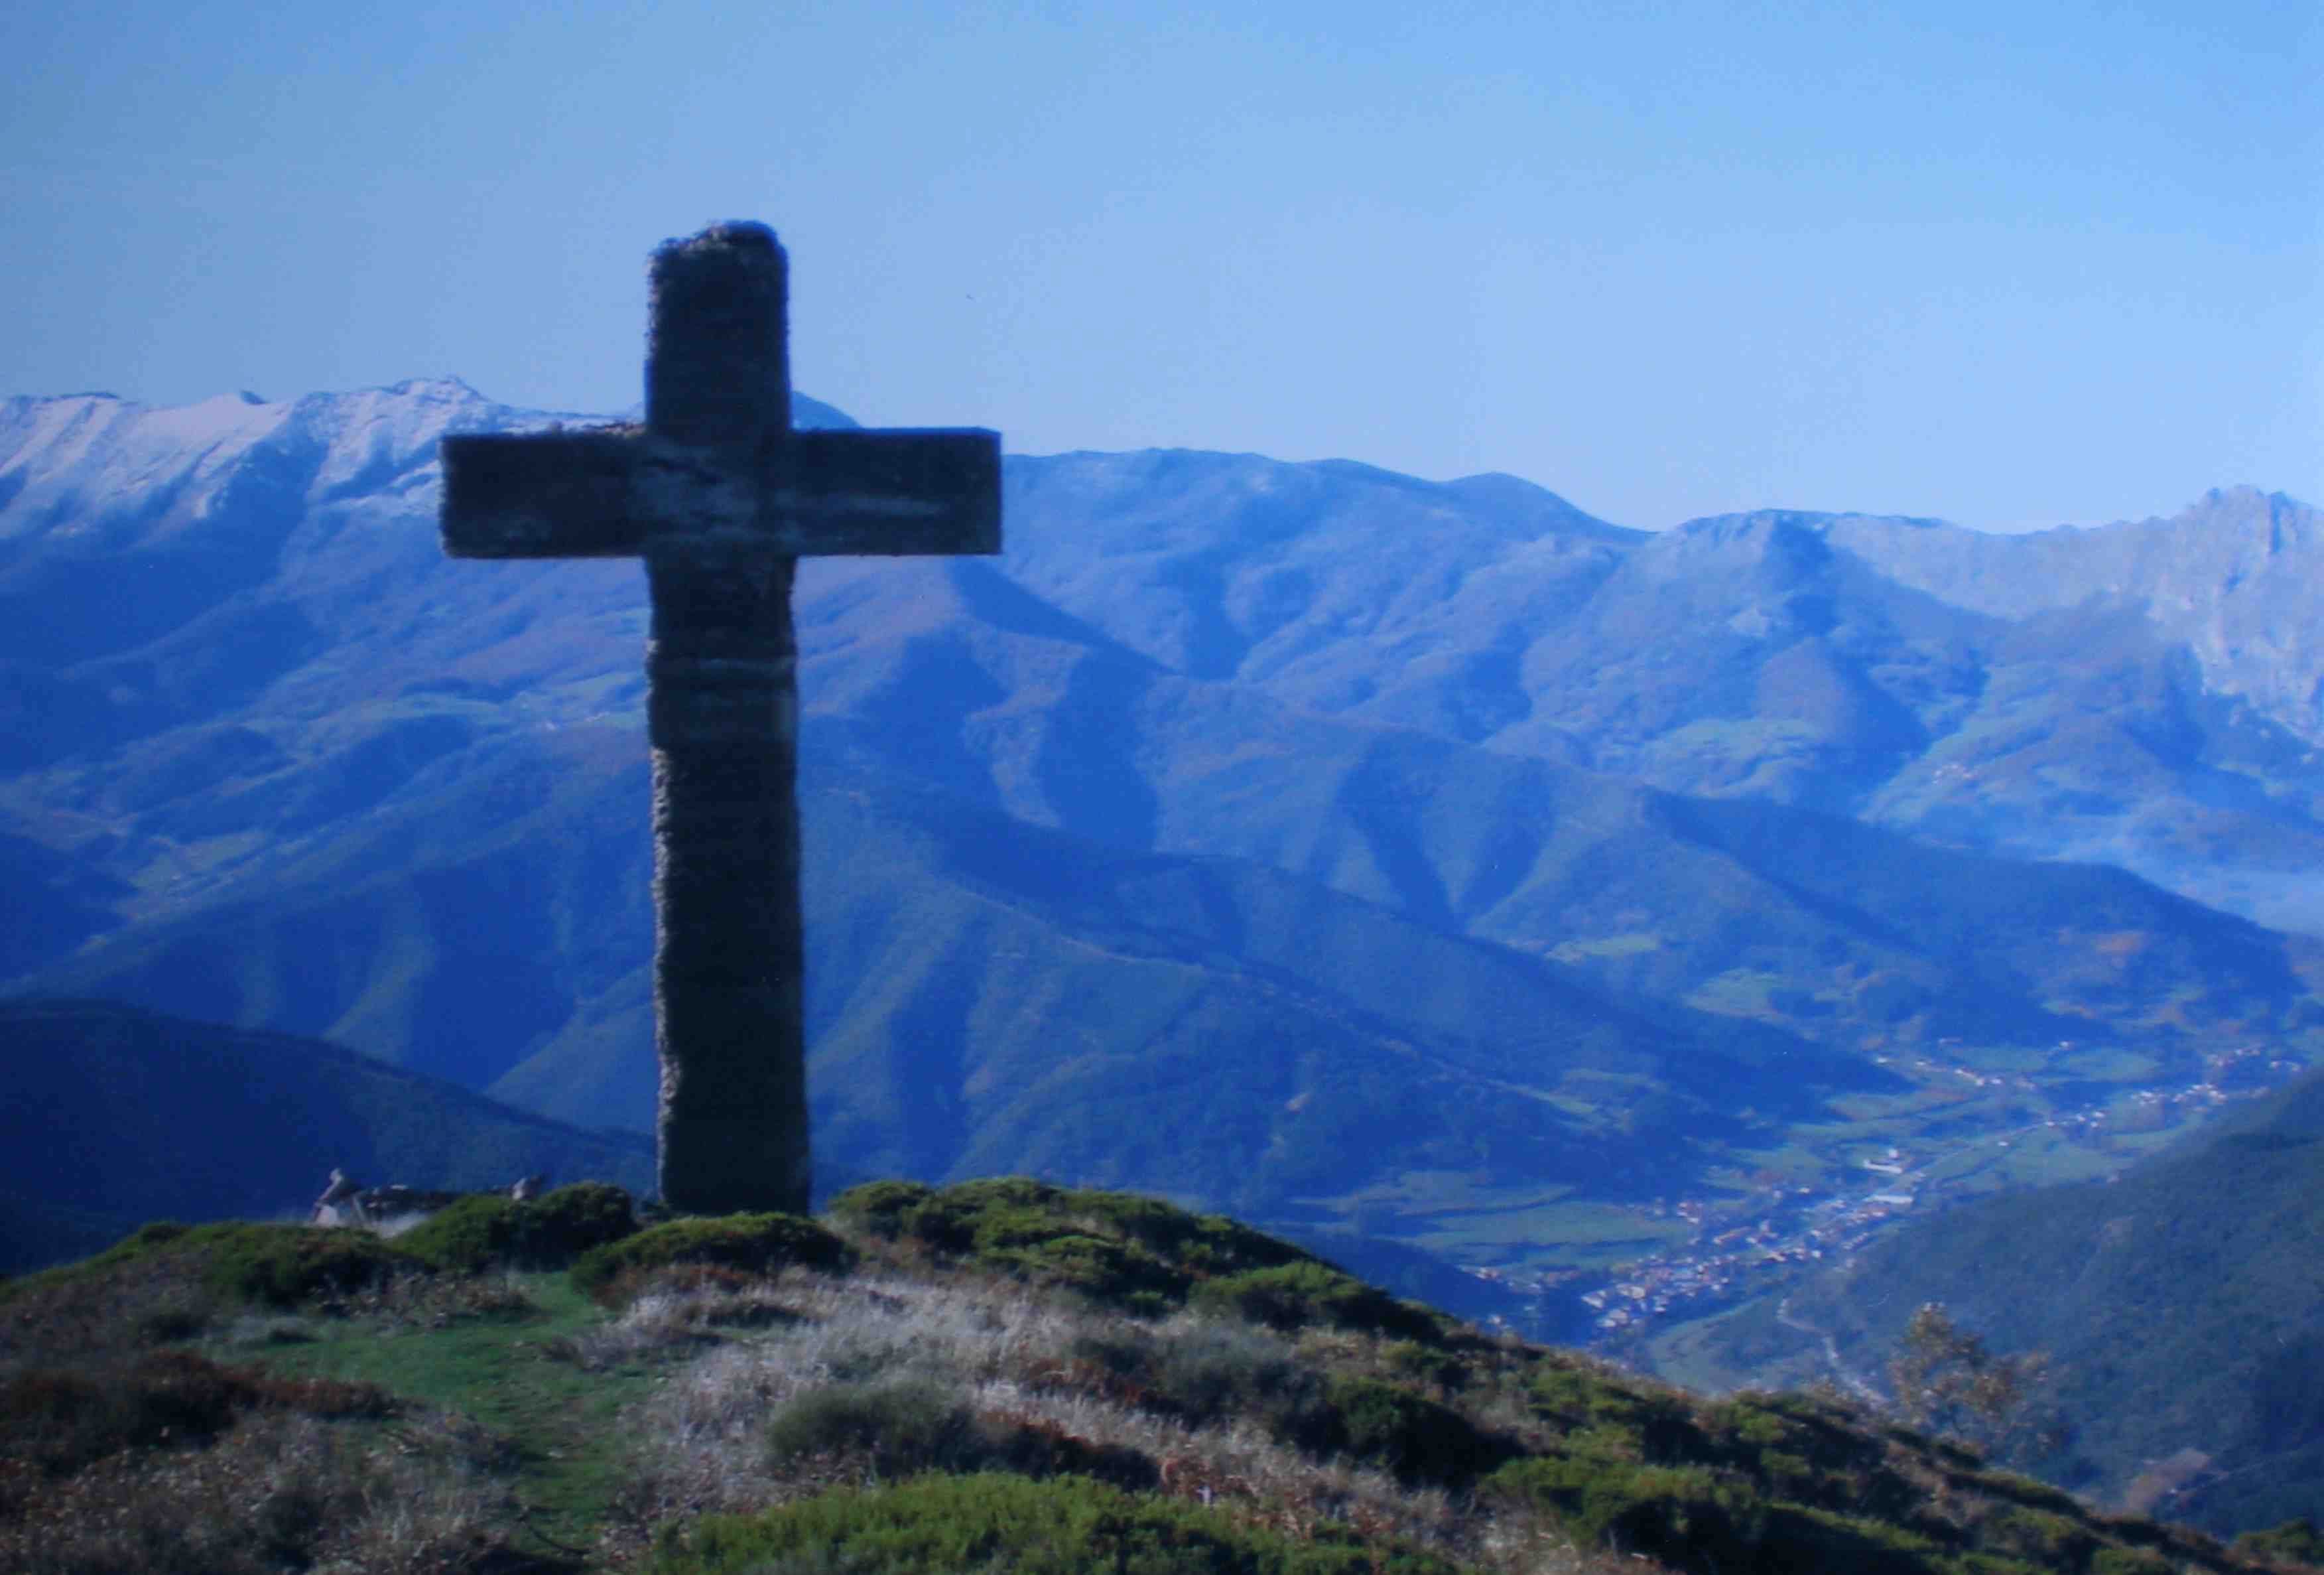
xmin=4 ymin=1176 xmax=2317 ymax=1574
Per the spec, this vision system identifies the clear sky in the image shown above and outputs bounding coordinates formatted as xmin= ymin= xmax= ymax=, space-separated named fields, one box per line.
xmin=5 ymin=1 xmax=2317 ymax=532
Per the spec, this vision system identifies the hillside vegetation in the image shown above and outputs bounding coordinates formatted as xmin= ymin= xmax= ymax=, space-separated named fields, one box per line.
xmin=3 ymin=1176 xmax=2314 ymax=1574
xmin=1742 ymin=1066 xmax=2324 ymax=1537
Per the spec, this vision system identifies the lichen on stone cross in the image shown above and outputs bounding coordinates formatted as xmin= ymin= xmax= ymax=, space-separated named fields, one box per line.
xmin=437 ymin=222 xmax=1001 ymax=1216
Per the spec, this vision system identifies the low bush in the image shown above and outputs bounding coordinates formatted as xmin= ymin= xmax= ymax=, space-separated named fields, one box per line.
xmin=763 ymin=1377 xmax=1155 ymax=1489
xmin=1191 ymin=1260 xmax=1443 ymax=1345
xmin=0 ymin=1408 xmax=525 ymax=1575
xmin=645 ymin=1470 xmax=1463 ymax=1575
xmin=1708 ymin=1390 xmax=1884 ymax=1477
xmin=193 ymin=1223 xmax=419 ymax=1307
xmin=1145 ymin=1320 xmax=1340 ymax=1452
xmin=570 ymin=1213 xmax=853 ymax=1304
xmin=2230 ymin=1517 xmax=2324 ymax=1568
xmin=1324 ymin=1375 xmax=1506 ymax=1487
xmin=1382 ymin=1339 xmax=1468 ymax=1393
xmin=397 ymin=1182 xmax=638 ymax=1273
xmin=0 ymin=1350 xmax=395 ymax=1477
xmin=891 ymin=1176 xmax=1061 ymax=1255
xmin=825 ymin=1179 xmax=934 ymax=1238
xmin=1585 ymin=1464 xmax=1766 ymax=1567
xmin=1062 ymin=1189 xmax=1313 ymax=1280
xmin=1488 ymin=1454 xmax=1779 ymax=1571
xmin=975 ymin=1225 xmax=1186 ymax=1312
xmin=1966 ymin=1468 xmax=2088 ymax=1518
xmin=1757 ymin=1501 xmax=1955 ymax=1575
xmin=1982 ymin=1505 xmax=2097 ymax=1567
xmin=1529 ymin=1363 xmax=1707 ymax=1462
xmin=2091 ymin=1548 xmax=2177 ymax=1575
xmin=763 ymin=1376 xmax=973 ymax=1476
xmin=829 ymin=1177 xmax=1346 ymax=1320
xmin=6 ymin=1220 xmax=416 ymax=1311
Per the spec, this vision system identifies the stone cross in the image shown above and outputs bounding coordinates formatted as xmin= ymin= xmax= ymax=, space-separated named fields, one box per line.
xmin=438 ymin=222 xmax=1000 ymax=1216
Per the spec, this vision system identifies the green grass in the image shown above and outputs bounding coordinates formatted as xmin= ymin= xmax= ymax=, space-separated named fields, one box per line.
xmin=0 ymin=1219 xmax=422 ymax=1310
xmin=396 ymin=1181 xmax=639 ymax=1274
xmin=220 ymin=1270 xmax=652 ymax=1544
xmin=8 ymin=1178 xmax=2312 ymax=1575
xmin=645 ymin=1472 xmax=1466 ymax=1575
xmin=570 ymin=1211 xmax=853 ymax=1301
xmin=1408 ymin=1199 xmax=1693 ymax=1270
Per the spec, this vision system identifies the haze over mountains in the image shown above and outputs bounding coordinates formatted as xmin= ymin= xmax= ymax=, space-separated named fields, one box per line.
xmin=3 ymin=380 xmax=2320 ymax=1310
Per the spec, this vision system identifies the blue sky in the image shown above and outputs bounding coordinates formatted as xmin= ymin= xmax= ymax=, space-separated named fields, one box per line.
xmin=5 ymin=1 xmax=2316 ymax=531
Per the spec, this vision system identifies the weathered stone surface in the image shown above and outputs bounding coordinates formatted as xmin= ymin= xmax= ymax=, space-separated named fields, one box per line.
xmin=439 ymin=224 xmax=1000 ymax=1215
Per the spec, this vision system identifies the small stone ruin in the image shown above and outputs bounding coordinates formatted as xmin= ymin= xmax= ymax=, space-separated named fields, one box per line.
xmin=309 ymin=1169 xmax=556 ymax=1231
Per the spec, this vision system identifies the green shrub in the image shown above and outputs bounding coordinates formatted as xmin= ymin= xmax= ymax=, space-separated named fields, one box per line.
xmin=764 ymin=1377 xmax=974 ymax=1475
xmin=519 ymin=1178 xmax=638 ymax=1251
xmin=1979 ymin=1505 xmax=2095 ymax=1566
xmin=1701 ymin=1390 xmax=1892 ymax=1494
xmin=1527 ymin=1360 xmax=1610 ymax=1422
xmin=1190 ymin=1260 xmax=1441 ymax=1343
xmin=1966 ymin=1468 xmax=2086 ymax=1517
xmin=895 ymin=1176 xmax=1063 ymax=1254
xmin=646 ymin=1471 xmax=1463 ymax=1575
xmin=1324 ymin=1375 xmax=1506 ymax=1486
xmin=832 ymin=1177 xmax=1327 ymax=1310
xmin=195 ymin=1223 xmax=418 ymax=1306
xmin=570 ymin=1212 xmax=852 ymax=1304
xmin=826 ymin=1179 xmax=935 ymax=1238
xmin=1754 ymin=1503 xmax=1955 ymax=1574
xmin=1624 ymin=1391 xmax=1714 ymax=1465
xmin=1384 ymin=1339 xmax=1468 ymax=1391
xmin=1064 ymin=1190 xmax=1311 ymax=1280
xmin=2091 ymin=1548 xmax=2176 ymax=1575
xmin=1758 ymin=1449 xmax=1817 ymax=1497
xmin=1714 ymin=1399 xmax=1790 ymax=1450
xmin=836 ymin=1179 xmax=1198 ymax=1314
xmin=117 ymin=1221 xmax=190 ymax=1253
xmin=3 ymin=1220 xmax=415 ymax=1311
xmin=980 ymin=1228 xmax=1187 ymax=1310
xmin=1145 ymin=1320 xmax=1334 ymax=1449
xmin=2230 ymin=1517 xmax=2324 ymax=1568
xmin=397 ymin=1182 xmax=637 ymax=1272
xmin=1487 ymin=1455 xmax=1768 ymax=1568
xmin=764 ymin=1377 xmax=1155 ymax=1489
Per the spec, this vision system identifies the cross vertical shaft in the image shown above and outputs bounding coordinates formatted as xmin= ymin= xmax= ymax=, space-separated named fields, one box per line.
xmin=645 ymin=545 xmax=807 ymax=1215
xmin=641 ymin=229 xmax=808 ymax=1216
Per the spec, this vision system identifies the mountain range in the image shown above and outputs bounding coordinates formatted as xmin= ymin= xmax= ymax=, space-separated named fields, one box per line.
xmin=3 ymin=379 xmax=2320 ymax=1308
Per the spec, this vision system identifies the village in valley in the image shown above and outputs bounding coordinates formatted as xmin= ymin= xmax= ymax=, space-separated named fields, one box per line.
xmin=1453 ymin=1039 xmax=2311 ymax=1351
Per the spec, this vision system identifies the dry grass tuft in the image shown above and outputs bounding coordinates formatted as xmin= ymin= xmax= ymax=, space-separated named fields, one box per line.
xmin=0 ymin=1408 xmax=560 ymax=1575
xmin=0 ymin=1348 xmax=396 ymax=1480
xmin=600 ymin=1267 xmax=1632 ymax=1572
xmin=0 ymin=1253 xmax=223 ymax=1365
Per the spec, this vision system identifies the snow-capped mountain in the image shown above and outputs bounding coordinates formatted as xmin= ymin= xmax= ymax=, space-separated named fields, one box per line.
xmin=3 ymin=379 xmax=2320 ymax=1298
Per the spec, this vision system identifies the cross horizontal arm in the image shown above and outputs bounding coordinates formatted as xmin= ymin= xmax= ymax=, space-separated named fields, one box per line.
xmin=438 ymin=427 xmax=1001 ymax=561
xmin=441 ymin=429 xmax=647 ymax=559
xmin=770 ymin=429 xmax=1001 ymax=556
